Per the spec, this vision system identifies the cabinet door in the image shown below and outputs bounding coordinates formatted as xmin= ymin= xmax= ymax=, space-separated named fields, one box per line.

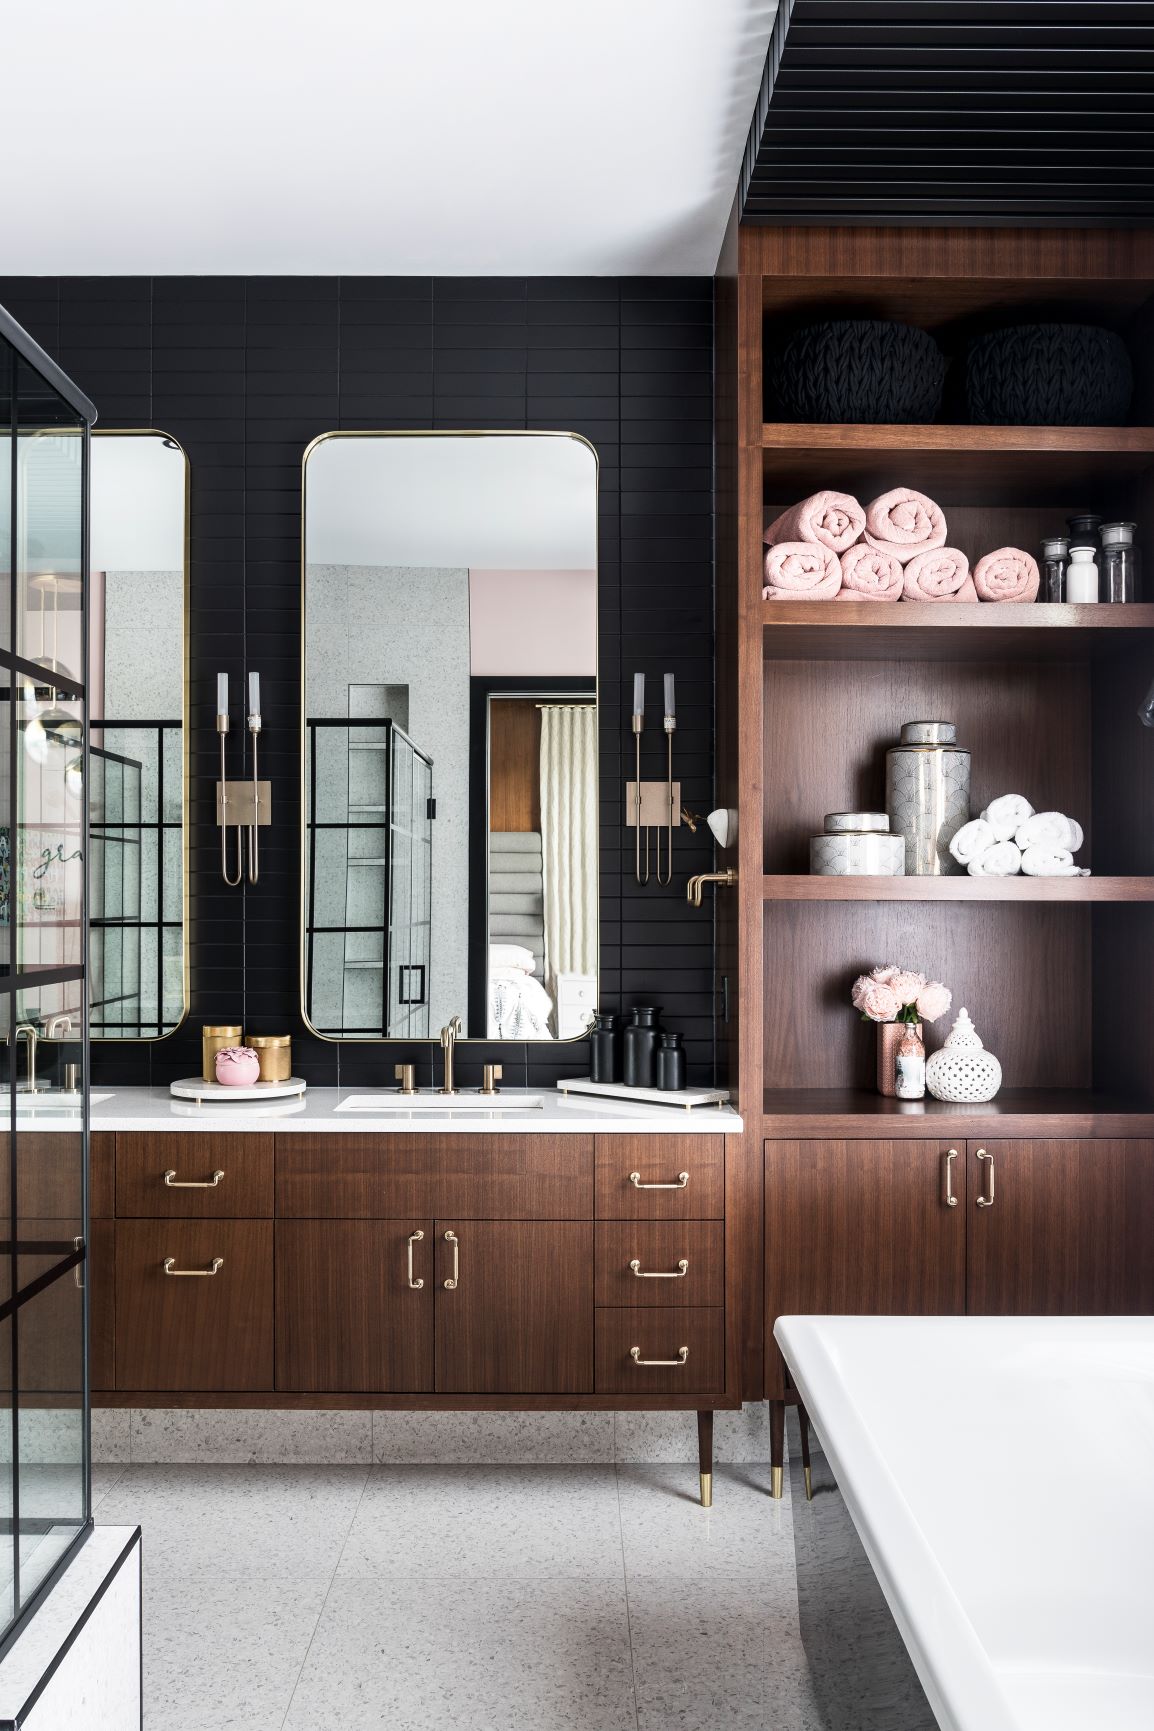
xmin=967 ymin=1139 xmax=1154 ymax=1314
xmin=434 ymin=1222 xmax=593 ymax=1394
xmin=115 ymin=1221 xmax=273 ymax=1392
xmin=275 ymin=1220 xmax=433 ymax=1392
xmin=765 ymin=1139 xmax=966 ymax=1391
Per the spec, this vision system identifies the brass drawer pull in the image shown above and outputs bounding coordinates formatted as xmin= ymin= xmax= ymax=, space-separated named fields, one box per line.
xmin=942 ymin=1148 xmax=959 ymax=1208
xmin=629 ymin=1171 xmax=689 ymax=1190
xmin=630 ymin=1346 xmax=689 ymax=1367
xmin=164 ymin=1168 xmax=225 ymax=1189
xmin=163 ymin=1256 xmax=224 ymax=1277
xmin=630 ymin=1258 xmax=689 ymax=1279
xmin=975 ymin=1147 xmax=995 ymax=1209
xmin=443 ymin=1229 xmax=459 ymax=1290
xmin=407 ymin=1229 xmax=425 ymax=1289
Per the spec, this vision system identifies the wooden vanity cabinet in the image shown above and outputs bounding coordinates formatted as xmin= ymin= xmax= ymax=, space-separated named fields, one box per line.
xmin=434 ymin=1221 xmax=593 ymax=1394
xmin=276 ymin=1219 xmax=434 ymax=1393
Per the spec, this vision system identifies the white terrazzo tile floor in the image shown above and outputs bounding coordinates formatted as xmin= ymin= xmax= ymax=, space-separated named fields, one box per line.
xmin=93 ymin=1462 xmax=824 ymax=1731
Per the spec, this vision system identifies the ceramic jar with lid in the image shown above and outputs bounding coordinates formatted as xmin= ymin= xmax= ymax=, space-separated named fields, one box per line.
xmin=886 ymin=721 xmax=971 ymax=876
xmin=925 ymin=1007 xmax=1002 ymax=1103
xmin=1066 ymin=542 xmax=1100 ymax=604
xmin=809 ymin=811 xmax=905 ymax=876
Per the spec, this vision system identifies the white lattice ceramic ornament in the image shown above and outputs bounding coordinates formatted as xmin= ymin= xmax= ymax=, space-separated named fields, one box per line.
xmin=925 ymin=1007 xmax=1002 ymax=1103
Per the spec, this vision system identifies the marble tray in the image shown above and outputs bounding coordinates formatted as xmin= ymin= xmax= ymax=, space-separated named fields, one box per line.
xmin=169 ymin=1076 xmax=308 ymax=1102
xmin=556 ymin=1078 xmax=730 ymax=1110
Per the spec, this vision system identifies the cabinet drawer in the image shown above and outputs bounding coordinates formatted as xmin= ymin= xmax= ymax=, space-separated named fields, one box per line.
xmin=114 ymin=1220 xmax=273 ymax=1391
xmin=595 ymin=1222 xmax=722 ymax=1307
xmin=276 ymin=1135 xmax=592 ymax=1219
xmin=116 ymin=1135 xmax=273 ymax=1218
xmin=595 ymin=1307 xmax=724 ymax=1395
xmin=595 ymin=1136 xmax=723 ymax=1219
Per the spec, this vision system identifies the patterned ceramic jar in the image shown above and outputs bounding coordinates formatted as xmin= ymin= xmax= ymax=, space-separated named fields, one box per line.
xmin=809 ymin=832 xmax=906 ymax=875
xmin=885 ymin=720 xmax=971 ymax=875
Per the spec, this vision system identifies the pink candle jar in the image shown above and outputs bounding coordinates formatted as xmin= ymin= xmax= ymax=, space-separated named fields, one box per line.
xmin=215 ymin=1046 xmax=262 ymax=1086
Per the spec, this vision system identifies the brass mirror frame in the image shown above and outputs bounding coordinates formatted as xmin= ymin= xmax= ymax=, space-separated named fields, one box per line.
xmin=299 ymin=427 xmax=600 ymax=1045
xmin=90 ymin=428 xmax=191 ymax=1042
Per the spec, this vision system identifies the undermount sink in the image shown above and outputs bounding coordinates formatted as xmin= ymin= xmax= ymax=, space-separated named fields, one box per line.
xmin=336 ymin=1092 xmax=545 ymax=1113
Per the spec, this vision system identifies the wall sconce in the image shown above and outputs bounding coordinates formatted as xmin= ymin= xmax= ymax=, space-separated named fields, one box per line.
xmin=626 ymin=672 xmax=682 ymax=886
xmin=216 ymin=672 xmax=270 ymax=886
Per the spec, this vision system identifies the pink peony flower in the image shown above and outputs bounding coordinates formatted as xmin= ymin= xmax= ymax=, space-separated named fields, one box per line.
xmin=915 ymin=980 xmax=952 ymax=1023
xmin=854 ymin=978 xmax=901 ymax=1023
xmin=870 ymin=965 xmax=899 ymax=984
xmin=888 ymin=969 xmax=927 ymax=1006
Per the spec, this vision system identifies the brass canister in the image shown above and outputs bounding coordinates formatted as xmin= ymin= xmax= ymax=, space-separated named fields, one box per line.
xmin=202 ymin=1024 xmax=242 ymax=1082
xmin=244 ymin=1034 xmax=292 ymax=1083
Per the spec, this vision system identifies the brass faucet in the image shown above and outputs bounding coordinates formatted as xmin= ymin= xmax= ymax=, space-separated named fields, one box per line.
xmin=686 ymin=868 xmax=738 ymax=909
xmin=45 ymin=1013 xmax=73 ymax=1039
xmin=439 ymin=1016 xmax=464 ymax=1095
xmin=7 ymin=1024 xmax=40 ymax=1094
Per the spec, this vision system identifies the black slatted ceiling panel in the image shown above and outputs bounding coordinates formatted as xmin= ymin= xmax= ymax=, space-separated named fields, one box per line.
xmin=742 ymin=0 xmax=1154 ymax=223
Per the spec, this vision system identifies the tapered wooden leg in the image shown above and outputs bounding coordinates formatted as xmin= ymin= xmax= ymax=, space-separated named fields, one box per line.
xmin=769 ymin=1400 xmax=785 ymax=1499
xmin=798 ymin=1403 xmax=813 ymax=1501
xmin=697 ymin=1409 xmax=714 ymax=1508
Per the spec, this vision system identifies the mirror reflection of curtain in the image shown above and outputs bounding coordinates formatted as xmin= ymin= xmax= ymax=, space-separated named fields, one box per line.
xmin=539 ymin=704 xmax=596 ymax=1002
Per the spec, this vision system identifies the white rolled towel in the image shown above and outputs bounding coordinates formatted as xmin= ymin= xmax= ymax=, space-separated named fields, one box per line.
xmin=981 ymin=794 xmax=1034 ymax=842
xmin=949 ymin=817 xmax=995 ymax=867
xmin=1015 ymin=811 xmax=1084 ymax=854
xmin=1021 ymin=845 xmax=1087 ymax=877
xmin=967 ymin=840 xmax=1022 ymax=877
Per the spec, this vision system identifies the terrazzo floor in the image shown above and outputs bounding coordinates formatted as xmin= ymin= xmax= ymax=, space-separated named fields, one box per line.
xmin=93 ymin=1461 xmax=825 ymax=1730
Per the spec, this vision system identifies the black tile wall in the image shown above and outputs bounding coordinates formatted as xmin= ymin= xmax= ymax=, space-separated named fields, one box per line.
xmin=0 ymin=277 xmax=717 ymax=1088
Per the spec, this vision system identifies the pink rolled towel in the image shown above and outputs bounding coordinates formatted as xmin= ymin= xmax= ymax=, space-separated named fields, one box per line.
xmin=973 ymin=546 xmax=1040 ymax=603
xmin=764 ymin=490 xmax=865 ymax=555
xmin=838 ymin=543 xmax=903 ymax=601
xmin=763 ymin=541 xmax=841 ymax=600
xmin=902 ymin=547 xmax=978 ymax=602
xmin=863 ymin=488 xmax=947 ymax=562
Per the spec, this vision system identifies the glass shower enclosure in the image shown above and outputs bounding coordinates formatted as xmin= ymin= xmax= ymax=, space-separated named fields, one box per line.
xmin=0 ymin=304 xmax=94 ymax=1652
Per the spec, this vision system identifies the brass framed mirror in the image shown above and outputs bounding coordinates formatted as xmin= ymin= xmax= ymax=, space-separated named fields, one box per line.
xmin=301 ymin=430 xmax=598 ymax=1042
xmin=89 ymin=430 xmax=190 ymax=1039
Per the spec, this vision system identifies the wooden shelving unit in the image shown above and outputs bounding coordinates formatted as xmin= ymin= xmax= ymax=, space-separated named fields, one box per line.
xmin=761 ymin=1089 xmax=1154 ymax=1141
xmin=761 ymin=875 xmax=1154 ymax=903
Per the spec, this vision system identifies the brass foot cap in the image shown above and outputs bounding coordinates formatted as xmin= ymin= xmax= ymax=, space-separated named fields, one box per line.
xmin=770 ymin=1466 xmax=784 ymax=1500
xmin=804 ymin=1466 xmax=813 ymax=1502
xmin=699 ymin=1471 xmax=713 ymax=1509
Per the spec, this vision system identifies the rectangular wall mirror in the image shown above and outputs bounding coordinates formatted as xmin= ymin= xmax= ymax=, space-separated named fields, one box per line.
xmin=89 ymin=430 xmax=189 ymax=1039
xmin=302 ymin=431 xmax=598 ymax=1042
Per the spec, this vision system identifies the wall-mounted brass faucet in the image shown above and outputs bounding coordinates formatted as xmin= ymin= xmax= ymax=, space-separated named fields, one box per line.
xmin=686 ymin=868 xmax=738 ymax=909
xmin=439 ymin=1016 xmax=464 ymax=1095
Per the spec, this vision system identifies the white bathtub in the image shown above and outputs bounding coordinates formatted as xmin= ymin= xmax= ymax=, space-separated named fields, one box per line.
xmin=775 ymin=1315 xmax=1154 ymax=1731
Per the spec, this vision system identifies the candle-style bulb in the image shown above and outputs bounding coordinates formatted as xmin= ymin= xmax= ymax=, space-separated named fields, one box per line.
xmin=216 ymin=672 xmax=228 ymax=717
xmin=663 ymin=673 xmax=676 ymax=720
xmin=248 ymin=671 xmax=261 ymax=717
xmin=632 ymin=672 xmax=645 ymax=719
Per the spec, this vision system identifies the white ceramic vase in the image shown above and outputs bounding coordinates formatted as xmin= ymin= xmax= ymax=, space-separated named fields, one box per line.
xmin=925 ymin=1007 xmax=1002 ymax=1103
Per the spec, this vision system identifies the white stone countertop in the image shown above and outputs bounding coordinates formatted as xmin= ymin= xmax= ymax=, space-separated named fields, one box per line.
xmin=78 ymin=1085 xmax=743 ymax=1134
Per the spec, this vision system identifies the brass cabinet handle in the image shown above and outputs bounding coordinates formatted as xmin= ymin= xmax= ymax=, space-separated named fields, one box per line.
xmin=407 ymin=1229 xmax=425 ymax=1289
xmin=443 ymin=1229 xmax=459 ymax=1290
xmin=163 ymin=1256 xmax=224 ymax=1276
xmin=630 ymin=1346 xmax=689 ymax=1367
xmin=975 ymin=1147 xmax=995 ymax=1208
xmin=629 ymin=1171 xmax=689 ymax=1190
xmin=73 ymin=1234 xmax=84 ymax=1290
xmin=629 ymin=1258 xmax=689 ymax=1279
xmin=942 ymin=1149 xmax=959 ymax=1208
xmin=164 ymin=1169 xmax=225 ymax=1189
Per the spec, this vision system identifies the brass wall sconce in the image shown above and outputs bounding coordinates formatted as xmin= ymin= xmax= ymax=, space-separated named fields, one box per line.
xmin=216 ymin=671 xmax=271 ymax=886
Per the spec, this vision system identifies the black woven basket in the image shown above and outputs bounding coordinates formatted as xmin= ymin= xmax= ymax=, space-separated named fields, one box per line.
xmin=964 ymin=323 xmax=1133 ymax=426
xmin=764 ymin=319 xmax=946 ymax=424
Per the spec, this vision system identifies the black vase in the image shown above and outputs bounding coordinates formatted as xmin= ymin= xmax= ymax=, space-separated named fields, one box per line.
xmin=589 ymin=1012 xmax=620 ymax=1084
xmin=655 ymin=1031 xmax=686 ymax=1092
xmin=623 ymin=1006 xmax=662 ymax=1089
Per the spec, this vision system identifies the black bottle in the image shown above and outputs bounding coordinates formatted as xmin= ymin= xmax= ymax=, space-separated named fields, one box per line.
xmin=655 ymin=1031 xmax=686 ymax=1092
xmin=589 ymin=1011 xmax=621 ymax=1083
xmin=623 ymin=1006 xmax=662 ymax=1089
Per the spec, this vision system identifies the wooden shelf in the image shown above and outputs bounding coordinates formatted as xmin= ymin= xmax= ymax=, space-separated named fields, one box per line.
xmin=762 ymin=875 xmax=1154 ymax=903
xmin=761 ymin=600 xmax=1154 ymax=661
xmin=761 ymin=1089 xmax=1154 ymax=1140
xmin=760 ymin=423 xmax=1154 ymax=501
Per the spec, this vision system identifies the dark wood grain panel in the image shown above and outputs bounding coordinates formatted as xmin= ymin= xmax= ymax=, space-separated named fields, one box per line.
xmin=276 ymin=1134 xmax=592 ymax=1219
xmin=276 ymin=1220 xmax=433 ymax=1393
xmin=114 ymin=1220 xmax=273 ymax=1391
xmin=764 ymin=1139 xmax=966 ymax=1397
xmin=761 ymin=1090 xmax=1154 ymax=1140
xmin=91 ymin=1132 xmax=115 ymax=1219
xmin=763 ymin=903 xmax=1091 ymax=1092
xmin=434 ymin=1221 xmax=593 ymax=1394
xmin=116 ymin=1134 xmax=274 ymax=1218
xmin=488 ymin=699 xmax=542 ymax=833
xmin=89 ymin=1217 xmax=115 ymax=1392
xmin=595 ymin=1221 xmax=723 ymax=1308
xmin=594 ymin=1136 xmax=723 ymax=1220
xmin=595 ymin=1307 xmax=724 ymax=1395
xmin=967 ymin=1139 xmax=1154 ymax=1315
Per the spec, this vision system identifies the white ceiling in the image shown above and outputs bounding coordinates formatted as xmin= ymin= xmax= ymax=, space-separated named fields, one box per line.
xmin=2 ymin=1 xmax=776 ymax=277
xmin=305 ymin=433 xmax=598 ymax=568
